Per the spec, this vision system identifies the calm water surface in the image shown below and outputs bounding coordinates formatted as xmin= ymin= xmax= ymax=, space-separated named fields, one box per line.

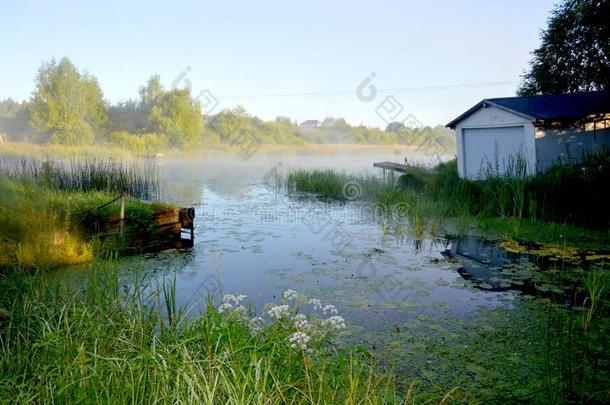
xmin=57 ymin=155 xmax=536 ymax=334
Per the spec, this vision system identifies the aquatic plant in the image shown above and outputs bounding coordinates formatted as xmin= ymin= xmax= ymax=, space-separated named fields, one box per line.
xmin=286 ymin=151 xmax=610 ymax=245
xmin=583 ymin=267 xmax=609 ymax=332
xmin=0 ymin=155 xmax=161 ymax=200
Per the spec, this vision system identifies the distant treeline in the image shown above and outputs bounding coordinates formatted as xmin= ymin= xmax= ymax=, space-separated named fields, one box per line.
xmin=0 ymin=57 xmax=455 ymax=154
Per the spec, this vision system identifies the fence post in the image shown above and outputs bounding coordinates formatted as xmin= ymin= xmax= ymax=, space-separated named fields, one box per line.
xmin=119 ymin=191 xmax=125 ymax=236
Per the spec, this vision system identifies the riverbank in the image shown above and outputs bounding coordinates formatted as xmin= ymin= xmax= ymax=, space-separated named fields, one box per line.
xmin=0 ymin=154 xmax=171 ymax=270
xmin=286 ymin=155 xmax=610 ymax=249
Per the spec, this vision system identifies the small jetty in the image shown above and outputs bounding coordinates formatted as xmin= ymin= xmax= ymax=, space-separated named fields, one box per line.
xmin=373 ymin=161 xmax=408 ymax=179
xmin=93 ymin=193 xmax=195 ymax=252
xmin=150 ymin=206 xmax=195 ymax=250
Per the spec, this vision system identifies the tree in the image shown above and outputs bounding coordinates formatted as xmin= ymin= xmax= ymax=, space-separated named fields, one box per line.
xmin=30 ymin=58 xmax=106 ymax=144
xmin=207 ymin=106 xmax=254 ymax=141
xmin=0 ymin=99 xmax=36 ymax=141
xmin=139 ymin=75 xmax=164 ymax=111
xmin=518 ymin=0 xmax=610 ymax=96
xmin=148 ymin=89 xmax=203 ymax=148
xmin=105 ymin=99 xmax=148 ymax=134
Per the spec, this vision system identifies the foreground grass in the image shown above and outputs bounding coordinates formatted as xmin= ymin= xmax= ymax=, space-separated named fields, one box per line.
xmin=0 ymin=268 xmax=410 ymax=404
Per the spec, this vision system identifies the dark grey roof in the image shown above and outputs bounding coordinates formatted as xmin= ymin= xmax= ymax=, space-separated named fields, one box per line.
xmin=447 ymin=91 xmax=610 ymax=128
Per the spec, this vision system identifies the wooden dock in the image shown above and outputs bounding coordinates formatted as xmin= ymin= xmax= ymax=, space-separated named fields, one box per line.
xmin=152 ymin=206 xmax=195 ymax=250
xmin=373 ymin=161 xmax=408 ymax=180
xmin=93 ymin=197 xmax=195 ymax=252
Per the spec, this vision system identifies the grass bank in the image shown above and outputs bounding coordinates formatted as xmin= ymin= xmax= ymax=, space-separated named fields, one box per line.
xmin=0 ymin=177 xmax=172 ymax=270
xmin=286 ymin=153 xmax=610 ymax=248
xmin=0 ymin=268 xmax=413 ymax=404
xmin=0 ymin=155 xmax=167 ymax=270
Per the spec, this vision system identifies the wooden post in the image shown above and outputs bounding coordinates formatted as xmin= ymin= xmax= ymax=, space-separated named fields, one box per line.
xmin=119 ymin=191 xmax=125 ymax=236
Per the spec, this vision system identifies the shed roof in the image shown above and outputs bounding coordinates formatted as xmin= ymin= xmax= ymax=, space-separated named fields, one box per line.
xmin=446 ymin=91 xmax=610 ymax=128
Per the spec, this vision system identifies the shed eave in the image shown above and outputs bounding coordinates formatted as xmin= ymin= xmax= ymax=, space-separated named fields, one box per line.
xmin=446 ymin=100 xmax=536 ymax=129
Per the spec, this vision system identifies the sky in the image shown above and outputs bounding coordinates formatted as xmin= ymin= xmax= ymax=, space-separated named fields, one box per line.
xmin=0 ymin=0 xmax=557 ymax=127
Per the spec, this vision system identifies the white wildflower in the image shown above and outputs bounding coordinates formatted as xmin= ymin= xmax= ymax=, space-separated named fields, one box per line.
xmin=293 ymin=313 xmax=309 ymax=330
xmin=222 ymin=294 xmax=236 ymax=304
xmin=308 ymin=298 xmax=322 ymax=310
xmin=223 ymin=294 xmax=247 ymax=305
xmin=289 ymin=331 xmax=311 ymax=350
xmin=235 ymin=304 xmax=248 ymax=316
xmin=324 ymin=315 xmax=346 ymax=330
xmin=220 ymin=294 xmax=249 ymax=315
xmin=249 ymin=316 xmax=264 ymax=334
xmin=283 ymin=289 xmax=298 ymax=301
xmin=322 ymin=304 xmax=338 ymax=315
xmin=267 ymin=304 xmax=290 ymax=319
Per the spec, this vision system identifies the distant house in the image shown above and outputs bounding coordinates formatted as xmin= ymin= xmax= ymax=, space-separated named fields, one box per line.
xmin=447 ymin=91 xmax=610 ymax=179
xmin=299 ymin=120 xmax=321 ymax=129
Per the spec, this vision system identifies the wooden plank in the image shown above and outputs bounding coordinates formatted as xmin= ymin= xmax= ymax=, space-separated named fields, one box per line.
xmin=373 ymin=161 xmax=409 ymax=173
xmin=153 ymin=207 xmax=181 ymax=226
xmin=154 ymin=222 xmax=182 ymax=235
xmin=89 ymin=202 xmax=194 ymax=252
xmin=179 ymin=207 xmax=195 ymax=229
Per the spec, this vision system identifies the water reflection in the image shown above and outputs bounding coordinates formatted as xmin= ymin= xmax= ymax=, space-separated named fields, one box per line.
xmin=443 ymin=237 xmax=578 ymax=307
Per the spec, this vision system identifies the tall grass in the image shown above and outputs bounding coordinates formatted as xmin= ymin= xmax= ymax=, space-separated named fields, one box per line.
xmin=286 ymin=151 xmax=610 ymax=244
xmin=0 ymin=155 xmax=161 ymax=201
xmin=0 ymin=177 xmax=99 ymax=269
xmin=0 ymin=177 xmax=166 ymax=269
xmin=0 ymin=268 xmax=410 ymax=404
xmin=286 ymin=169 xmax=392 ymax=201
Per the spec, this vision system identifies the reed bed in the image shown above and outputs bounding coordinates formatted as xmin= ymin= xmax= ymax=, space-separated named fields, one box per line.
xmin=0 ymin=155 xmax=161 ymax=201
xmin=286 ymin=151 xmax=610 ymax=244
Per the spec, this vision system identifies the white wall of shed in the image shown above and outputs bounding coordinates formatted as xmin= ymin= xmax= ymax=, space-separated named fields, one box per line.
xmin=454 ymin=105 xmax=536 ymax=178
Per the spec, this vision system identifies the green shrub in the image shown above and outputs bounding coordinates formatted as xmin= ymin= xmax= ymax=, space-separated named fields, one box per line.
xmin=109 ymin=131 xmax=169 ymax=154
xmin=398 ymin=173 xmax=425 ymax=191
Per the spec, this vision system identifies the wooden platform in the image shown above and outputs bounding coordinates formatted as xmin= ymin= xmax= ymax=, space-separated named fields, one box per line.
xmin=95 ymin=203 xmax=195 ymax=252
xmin=373 ymin=161 xmax=409 ymax=173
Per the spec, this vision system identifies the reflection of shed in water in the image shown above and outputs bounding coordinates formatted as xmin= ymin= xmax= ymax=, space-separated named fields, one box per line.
xmin=442 ymin=238 xmax=532 ymax=293
xmin=442 ymin=238 xmax=579 ymax=307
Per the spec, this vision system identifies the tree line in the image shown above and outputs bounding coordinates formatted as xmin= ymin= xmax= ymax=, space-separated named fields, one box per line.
xmin=0 ymin=57 xmax=455 ymax=154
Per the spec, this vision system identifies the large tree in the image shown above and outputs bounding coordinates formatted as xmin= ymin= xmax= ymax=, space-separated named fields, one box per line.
xmin=0 ymin=99 xmax=36 ymax=141
xmin=518 ymin=0 xmax=610 ymax=96
xmin=148 ymin=86 xmax=203 ymax=148
xmin=30 ymin=58 xmax=106 ymax=144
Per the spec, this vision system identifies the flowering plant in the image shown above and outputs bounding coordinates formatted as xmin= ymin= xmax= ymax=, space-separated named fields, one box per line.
xmin=217 ymin=288 xmax=346 ymax=352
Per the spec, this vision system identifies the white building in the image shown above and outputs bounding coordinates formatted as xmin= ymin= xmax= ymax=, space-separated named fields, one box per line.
xmin=446 ymin=91 xmax=610 ymax=179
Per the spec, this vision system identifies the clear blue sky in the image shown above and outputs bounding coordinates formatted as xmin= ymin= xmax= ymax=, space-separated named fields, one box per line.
xmin=0 ymin=0 xmax=556 ymax=127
